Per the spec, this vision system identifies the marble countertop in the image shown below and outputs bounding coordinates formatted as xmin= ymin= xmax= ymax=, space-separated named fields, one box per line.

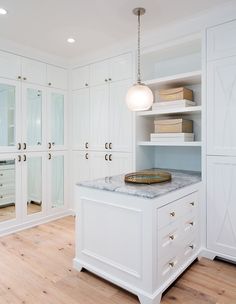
xmin=77 ymin=169 xmax=201 ymax=199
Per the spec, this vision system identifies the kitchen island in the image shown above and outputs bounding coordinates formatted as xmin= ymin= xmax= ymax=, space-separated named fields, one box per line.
xmin=74 ymin=169 xmax=202 ymax=304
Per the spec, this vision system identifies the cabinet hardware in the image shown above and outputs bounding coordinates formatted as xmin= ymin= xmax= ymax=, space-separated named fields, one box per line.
xmin=0 ymin=195 xmax=3 ymax=199
xmin=190 ymin=202 xmax=195 ymax=206
xmin=85 ymin=142 xmax=89 ymax=149
xmin=48 ymin=153 xmax=52 ymax=160
xmin=37 ymin=142 xmax=41 ymax=145
xmin=17 ymin=75 xmax=21 ymax=80
xmin=108 ymin=78 xmax=112 ymax=81
xmin=109 ymin=154 xmax=112 ymax=161
xmin=18 ymin=155 xmax=21 ymax=162
xmin=85 ymin=153 xmax=89 ymax=160
xmin=0 ymin=174 xmax=3 ymax=177
xmin=17 ymin=143 xmax=21 ymax=150
xmin=23 ymin=155 xmax=27 ymax=162
xmin=23 ymin=77 xmax=27 ymax=81
xmin=48 ymin=142 xmax=52 ymax=149
xmin=169 ymin=262 xmax=174 ymax=268
xmin=23 ymin=143 xmax=27 ymax=150
xmin=109 ymin=143 xmax=112 ymax=149
xmin=169 ymin=235 xmax=175 ymax=240
xmin=52 ymin=142 xmax=55 ymax=146
xmin=105 ymin=154 xmax=108 ymax=161
xmin=189 ymin=221 xmax=194 ymax=226
xmin=189 ymin=244 xmax=194 ymax=250
xmin=48 ymin=82 xmax=52 ymax=86
xmin=105 ymin=142 xmax=108 ymax=149
xmin=85 ymin=83 xmax=88 ymax=87
xmin=105 ymin=79 xmax=108 ymax=82
xmin=170 ymin=211 xmax=175 ymax=217
xmin=0 ymin=184 xmax=2 ymax=187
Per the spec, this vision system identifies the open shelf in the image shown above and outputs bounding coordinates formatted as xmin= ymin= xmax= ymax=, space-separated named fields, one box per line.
xmin=138 ymin=141 xmax=202 ymax=147
xmin=145 ymin=70 xmax=201 ymax=90
xmin=137 ymin=105 xmax=202 ymax=117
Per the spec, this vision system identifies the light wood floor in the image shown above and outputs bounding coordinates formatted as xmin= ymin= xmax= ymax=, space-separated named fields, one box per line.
xmin=0 ymin=216 xmax=236 ymax=304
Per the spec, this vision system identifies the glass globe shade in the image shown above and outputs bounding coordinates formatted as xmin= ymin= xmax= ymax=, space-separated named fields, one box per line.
xmin=126 ymin=83 xmax=153 ymax=111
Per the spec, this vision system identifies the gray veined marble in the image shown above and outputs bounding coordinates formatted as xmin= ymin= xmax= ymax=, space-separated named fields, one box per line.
xmin=77 ymin=169 xmax=201 ymax=199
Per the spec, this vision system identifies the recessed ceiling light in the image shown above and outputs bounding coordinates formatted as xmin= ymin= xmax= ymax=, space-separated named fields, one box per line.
xmin=0 ymin=8 xmax=8 ymax=15
xmin=67 ymin=38 xmax=75 ymax=43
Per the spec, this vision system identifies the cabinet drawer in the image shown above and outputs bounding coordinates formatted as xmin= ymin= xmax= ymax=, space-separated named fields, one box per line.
xmin=158 ymin=254 xmax=182 ymax=286
xmin=182 ymin=238 xmax=199 ymax=260
xmin=157 ymin=192 xmax=198 ymax=229
xmin=0 ymin=195 xmax=15 ymax=206
xmin=0 ymin=183 xmax=14 ymax=195
xmin=0 ymin=170 xmax=15 ymax=182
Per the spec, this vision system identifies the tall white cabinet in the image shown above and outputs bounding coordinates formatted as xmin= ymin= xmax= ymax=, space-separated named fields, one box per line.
xmin=206 ymin=19 xmax=236 ymax=262
xmin=0 ymin=50 xmax=69 ymax=234
xmin=72 ymin=53 xmax=134 ymax=183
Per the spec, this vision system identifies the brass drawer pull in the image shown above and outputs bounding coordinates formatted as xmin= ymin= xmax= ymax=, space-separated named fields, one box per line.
xmin=169 ymin=235 xmax=175 ymax=240
xmin=17 ymin=143 xmax=21 ymax=150
xmin=190 ymin=202 xmax=195 ymax=206
xmin=0 ymin=195 xmax=3 ymax=199
xmin=189 ymin=244 xmax=194 ymax=250
xmin=85 ymin=83 xmax=89 ymax=87
xmin=48 ymin=153 xmax=52 ymax=160
xmin=105 ymin=142 xmax=108 ymax=149
xmin=18 ymin=155 xmax=21 ymax=162
xmin=109 ymin=154 xmax=112 ymax=161
xmin=169 ymin=262 xmax=174 ymax=268
xmin=170 ymin=211 xmax=175 ymax=217
xmin=48 ymin=142 xmax=52 ymax=149
xmin=0 ymin=174 xmax=3 ymax=177
xmin=23 ymin=143 xmax=27 ymax=150
xmin=85 ymin=153 xmax=89 ymax=160
xmin=105 ymin=154 xmax=108 ymax=161
xmin=85 ymin=142 xmax=89 ymax=149
xmin=189 ymin=221 xmax=194 ymax=226
xmin=23 ymin=155 xmax=27 ymax=162
xmin=48 ymin=82 xmax=52 ymax=86
xmin=17 ymin=75 xmax=21 ymax=80
xmin=23 ymin=77 xmax=27 ymax=81
xmin=109 ymin=142 xmax=112 ymax=149
xmin=0 ymin=184 xmax=2 ymax=187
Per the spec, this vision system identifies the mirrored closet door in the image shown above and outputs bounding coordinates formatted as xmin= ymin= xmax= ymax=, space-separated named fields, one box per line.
xmin=0 ymin=79 xmax=21 ymax=153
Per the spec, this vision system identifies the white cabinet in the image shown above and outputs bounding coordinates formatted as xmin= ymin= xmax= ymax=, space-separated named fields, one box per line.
xmin=207 ymin=53 xmax=236 ymax=156
xmin=90 ymin=60 xmax=109 ymax=87
xmin=90 ymin=152 xmax=109 ymax=179
xmin=207 ymin=156 xmax=236 ymax=258
xmin=0 ymin=51 xmax=21 ymax=80
xmin=72 ymin=65 xmax=90 ymax=90
xmin=47 ymin=65 xmax=68 ymax=90
xmin=90 ymin=85 xmax=109 ymax=151
xmin=21 ymin=58 xmax=46 ymax=86
xmin=109 ymin=79 xmax=133 ymax=152
xmin=109 ymin=152 xmax=132 ymax=176
xmin=72 ymin=88 xmax=90 ymax=150
xmin=207 ymin=19 xmax=236 ymax=61
xmin=73 ymin=151 xmax=90 ymax=183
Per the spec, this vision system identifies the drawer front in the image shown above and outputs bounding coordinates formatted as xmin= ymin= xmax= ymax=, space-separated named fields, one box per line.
xmin=157 ymin=192 xmax=198 ymax=229
xmin=182 ymin=238 xmax=199 ymax=260
xmin=158 ymin=254 xmax=182 ymax=285
xmin=0 ymin=170 xmax=14 ymax=179
xmin=0 ymin=184 xmax=15 ymax=196
xmin=0 ymin=195 xmax=15 ymax=206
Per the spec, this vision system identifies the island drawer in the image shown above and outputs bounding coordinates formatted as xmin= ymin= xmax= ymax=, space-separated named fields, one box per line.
xmin=157 ymin=192 xmax=198 ymax=229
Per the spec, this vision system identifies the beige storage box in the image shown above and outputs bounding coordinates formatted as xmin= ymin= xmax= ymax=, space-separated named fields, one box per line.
xmin=156 ymin=87 xmax=193 ymax=102
xmin=150 ymin=133 xmax=194 ymax=142
xmin=154 ymin=118 xmax=193 ymax=133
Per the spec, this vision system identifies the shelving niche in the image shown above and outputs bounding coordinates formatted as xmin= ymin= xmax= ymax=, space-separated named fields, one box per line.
xmin=135 ymin=36 xmax=202 ymax=172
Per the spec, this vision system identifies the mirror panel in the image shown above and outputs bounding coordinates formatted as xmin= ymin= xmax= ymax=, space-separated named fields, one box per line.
xmin=27 ymin=156 xmax=42 ymax=215
xmin=0 ymin=84 xmax=16 ymax=147
xmin=51 ymin=93 xmax=64 ymax=146
xmin=0 ymin=159 xmax=16 ymax=222
xmin=51 ymin=155 xmax=64 ymax=209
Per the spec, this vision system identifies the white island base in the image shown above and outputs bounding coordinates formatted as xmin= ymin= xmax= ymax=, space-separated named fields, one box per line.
xmin=74 ymin=171 xmax=201 ymax=304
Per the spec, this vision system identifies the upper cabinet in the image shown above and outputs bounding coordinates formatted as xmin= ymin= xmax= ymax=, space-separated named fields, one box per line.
xmin=73 ymin=53 xmax=133 ymax=89
xmin=0 ymin=51 xmax=21 ymax=80
xmin=72 ymin=65 xmax=90 ymax=90
xmin=47 ymin=65 xmax=68 ymax=90
xmin=207 ymin=19 xmax=236 ymax=61
xmin=21 ymin=58 xmax=46 ymax=86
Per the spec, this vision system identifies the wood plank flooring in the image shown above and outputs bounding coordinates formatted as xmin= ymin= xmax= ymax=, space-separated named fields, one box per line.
xmin=0 ymin=216 xmax=235 ymax=304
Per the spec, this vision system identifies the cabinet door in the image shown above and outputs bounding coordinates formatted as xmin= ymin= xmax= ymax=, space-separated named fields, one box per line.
xmin=73 ymin=151 xmax=90 ymax=183
xmin=109 ymin=152 xmax=132 ymax=176
xmin=72 ymin=65 xmax=90 ymax=90
xmin=47 ymin=152 xmax=67 ymax=212
xmin=207 ymin=57 xmax=236 ymax=156
xmin=47 ymin=89 xmax=67 ymax=151
xmin=22 ymin=152 xmax=46 ymax=219
xmin=0 ymin=154 xmax=21 ymax=228
xmin=0 ymin=51 xmax=21 ymax=80
xmin=90 ymin=60 xmax=109 ymax=87
xmin=90 ymin=85 xmax=109 ymax=151
xmin=90 ymin=152 xmax=109 ymax=179
xmin=109 ymin=53 xmax=133 ymax=82
xmin=207 ymin=20 xmax=236 ymax=61
xmin=21 ymin=83 xmax=46 ymax=151
xmin=72 ymin=89 xmax=90 ymax=150
xmin=109 ymin=79 xmax=133 ymax=152
xmin=207 ymin=156 xmax=236 ymax=257
xmin=47 ymin=65 xmax=68 ymax=90
xmin=21 ymin=58 xmax=46 ymax=86
xmin=0 ymin=78 xmax=21 ymax=153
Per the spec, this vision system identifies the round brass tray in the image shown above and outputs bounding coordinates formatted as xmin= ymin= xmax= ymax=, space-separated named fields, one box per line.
xmin=124 ymin=170 xmax=172 ymax=184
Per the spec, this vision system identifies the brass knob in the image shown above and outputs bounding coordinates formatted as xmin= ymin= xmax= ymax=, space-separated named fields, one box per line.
xmin=170 ymin=212 xmax=175 ymax=217
xmin=105 ymin=154 xmax=108 ymax=161
xmin=169 ymin=262 xmax=174 ymax=268
xmin=190 ymin=202 xmax=195 ymax=206
xmin=0 ymin=174 xmax=3 ymax=177
xmin=109 ymin=154 xmax=112 ymax=161
xmin=108 ymin=78 xmax=112 ymax=81
xmin=85 ymin=83 xmax=88 ymax=87
xmin=0 ymin=184 xmax=2 ymax=187
xmin=169 ymin=235 xmax=175 ymax=240
xmin=37 ymin=142 xmax=41 ymax=145
xmin=109 ymin=142 xmax=112 ymax=149
xmin=189 ymin=221 xmax=194 ymax=226
xmin=189 ymin=244 xmax=194 ymax=250
xmin=17 ymin=75 xmax=21 ymax=80
xmin=48 ymin=82 xmax=52 ymax=86
xmin=105 ymin=79 xmax=108 ymax=82
xmin=105 ymin=142 xmax=108 ymax=149
xmin=0 ymin=195 xmax=3 ymax=199
xmin=85 ymin=153 xmax=89 ymax=160
xmin=23 ymin=77 xmax=27 ymax=81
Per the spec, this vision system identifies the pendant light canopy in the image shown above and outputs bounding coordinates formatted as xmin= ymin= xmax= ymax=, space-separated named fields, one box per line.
xmin=126 ymin=8 xmax=153 ymax=112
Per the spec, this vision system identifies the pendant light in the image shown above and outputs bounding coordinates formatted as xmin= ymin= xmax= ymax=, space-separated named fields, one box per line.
xmin=126 ymin=7 xmax=153 ymax=112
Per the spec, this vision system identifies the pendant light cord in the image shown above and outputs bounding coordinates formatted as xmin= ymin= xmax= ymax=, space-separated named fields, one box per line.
xmin=137 ymin=10 xmax=141 ymax=84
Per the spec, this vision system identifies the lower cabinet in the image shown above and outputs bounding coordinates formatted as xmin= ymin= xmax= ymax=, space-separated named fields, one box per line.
xmin=73 ymin=150 xmax=133 ymax=182
xmin=0 ymin=152 xmax=68 ymax=233
xmin=207 ymin=156 xmax=236 ymax=258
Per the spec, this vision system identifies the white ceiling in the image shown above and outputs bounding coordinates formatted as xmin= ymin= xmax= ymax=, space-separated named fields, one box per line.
xmin=0 ymin=0 xmax=232 ymax=59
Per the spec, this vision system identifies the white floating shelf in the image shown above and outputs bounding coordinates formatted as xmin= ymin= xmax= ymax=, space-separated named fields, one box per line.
xmin=137 ymin=105 xmax=202 ymax=117
xmin=138 ymin=141 xmax=202 ymax=147
xmin=145 ymin=70 xmax=202 ymax=90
